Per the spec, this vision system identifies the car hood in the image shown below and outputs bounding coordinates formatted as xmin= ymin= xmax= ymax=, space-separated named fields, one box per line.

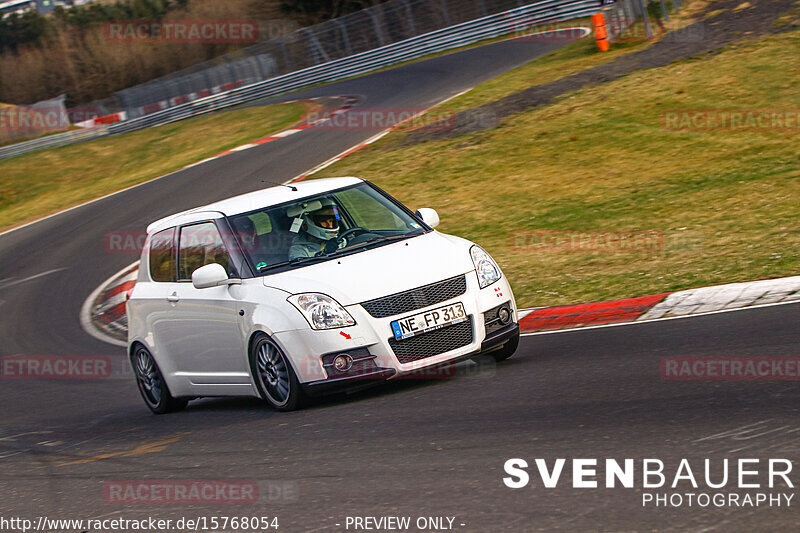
xmin=262 ymin=231 xmax=475 ymax=305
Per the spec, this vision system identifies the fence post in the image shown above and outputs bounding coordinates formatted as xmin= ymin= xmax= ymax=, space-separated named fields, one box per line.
xmin=279 ymin=40 xmax=292 ymax=73
xmin=607 ymin=4 xmax=619 ymax=39
xmin=620 ymin=0 xmax=632 ymax=29
xmin=336 ymin=19 xmax=353 ymax=56
xmin=440 ymin=0 xmax=452 ymax=26
xmin=617 ymin=0 xmax=630 ymax=33
xmin=638 ymin=0 xmax=653 ymax=39
xmin=660 ymin=0 xmax=670 ymax=21
xmin=621 ymin=0 xmax=630 ymax=31
xmin=400 ymin=0 xmax=419 ymax=36
xmin=367 ymin=8 xmax=387 ymax=46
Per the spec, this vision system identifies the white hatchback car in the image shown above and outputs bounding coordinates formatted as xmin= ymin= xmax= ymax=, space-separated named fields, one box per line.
xmin=127 ymin=177 xmax=519 ymax=413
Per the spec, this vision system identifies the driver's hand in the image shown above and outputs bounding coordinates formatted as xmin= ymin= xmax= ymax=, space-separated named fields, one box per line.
xmin=324 ymin=239 xmax=339 ymax=254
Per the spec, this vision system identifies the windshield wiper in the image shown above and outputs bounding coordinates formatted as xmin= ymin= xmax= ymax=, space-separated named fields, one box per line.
xmin=288 ymin=255 xmax=333 ymax=266
xmin=254 ymin=255 xmax=329 ymax=273
xmin=347 ymin=231 xmax=422 ymax=250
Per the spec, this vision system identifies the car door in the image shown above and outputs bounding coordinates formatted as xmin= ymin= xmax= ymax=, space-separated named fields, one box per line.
xmin=140 ymin=226 xmax=183 ymax=375
xmin=162 ymin=220 xmax=250 ymax=391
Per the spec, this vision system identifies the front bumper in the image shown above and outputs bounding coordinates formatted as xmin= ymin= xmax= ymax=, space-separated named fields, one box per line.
xmin=481 ymin=322 xmax=520 ymax=353
xmin=301 ymin=367 xmax=396 ymax=396
xmin=274 ymin=272 xmax=517 ymax=387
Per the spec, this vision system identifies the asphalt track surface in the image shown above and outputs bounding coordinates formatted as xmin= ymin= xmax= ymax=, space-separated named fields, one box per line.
xmin=1 ymin=37 xmax=800 ymax=531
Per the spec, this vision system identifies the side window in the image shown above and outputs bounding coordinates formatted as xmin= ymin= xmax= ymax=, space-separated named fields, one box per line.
xmin=230 ymin=211 xmax=289 ymax=259
xmin=177 ymin=222 xmax=230 ymax=280
xmin=149 ymin=228 xmax=176 ymax=282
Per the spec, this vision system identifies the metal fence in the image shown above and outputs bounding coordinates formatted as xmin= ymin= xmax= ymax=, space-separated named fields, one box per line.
xmin=116 ymin=0 xmax=603 ymax=118
xmin=0 ymin=0 xmax=604 ymax=160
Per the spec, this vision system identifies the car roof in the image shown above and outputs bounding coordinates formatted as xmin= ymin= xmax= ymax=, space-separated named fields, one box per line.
xmin=146 ymin=176 xmax=364 ymax=234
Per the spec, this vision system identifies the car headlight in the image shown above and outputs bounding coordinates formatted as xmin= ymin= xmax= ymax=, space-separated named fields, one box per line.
xmin=288 ymin=293 xmax=356 ymax=330
xmin=470 ymin=245 xmax=502 ymax=288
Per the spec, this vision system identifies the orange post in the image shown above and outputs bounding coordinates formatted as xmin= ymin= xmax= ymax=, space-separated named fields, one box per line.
xmin=591 ymin=13 xmax=609 ymax=52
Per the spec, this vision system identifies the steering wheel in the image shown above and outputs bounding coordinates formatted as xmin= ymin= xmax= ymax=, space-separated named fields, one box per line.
xmin=337 ymin=226 xmax=371 ymax=244
xmin=320 ymin=227 xmax=372 ymax=254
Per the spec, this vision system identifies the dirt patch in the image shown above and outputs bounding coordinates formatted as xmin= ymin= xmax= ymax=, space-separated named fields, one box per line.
xmin=403 ymin=0 xmax=799 ymax=144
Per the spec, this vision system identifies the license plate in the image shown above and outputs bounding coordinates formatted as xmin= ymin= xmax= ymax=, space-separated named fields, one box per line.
xmin=391 ymin=302 xmax=467 ymax=341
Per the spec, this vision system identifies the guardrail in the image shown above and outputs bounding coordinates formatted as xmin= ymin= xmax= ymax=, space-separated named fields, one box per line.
xmin=0 ymin=0 xmax=601 ymax=161
xmin=0 ymin=126 xmax=108 ymax=160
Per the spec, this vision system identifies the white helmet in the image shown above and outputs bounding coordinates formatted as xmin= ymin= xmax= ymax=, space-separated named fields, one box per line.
xmin=303 ymin=200 xmax=340 ymax=241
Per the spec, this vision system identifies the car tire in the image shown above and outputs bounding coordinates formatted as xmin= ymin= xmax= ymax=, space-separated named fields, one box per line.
xmin=489 ymin=329 xmax=520 ymax=362
xmin=131 ymin=345 xmax=188 ymax=414
xmin=250 ymin=333 xmax=305 ymax=411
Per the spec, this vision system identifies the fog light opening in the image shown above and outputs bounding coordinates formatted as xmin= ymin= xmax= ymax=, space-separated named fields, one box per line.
xmin=333 ymin=354 xmax=353 ymax=372
xmin=497 ymin=306 xmax=512 ymax=325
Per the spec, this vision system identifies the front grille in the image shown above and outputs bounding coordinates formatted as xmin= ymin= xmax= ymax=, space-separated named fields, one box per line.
xmin=484 ymin=303 xmax=511 ymax=337
xmin=388 ymin=317 xmax=473 ymax=364
xmin=361 ymin=275 xmax=467 ymax=318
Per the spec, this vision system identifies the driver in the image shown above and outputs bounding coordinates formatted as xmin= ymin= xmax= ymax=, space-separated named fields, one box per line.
xmin=288 ymin=200 xmax=343 ymax=259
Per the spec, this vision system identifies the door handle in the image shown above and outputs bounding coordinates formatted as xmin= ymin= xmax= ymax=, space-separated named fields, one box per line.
xmin=167 ymin=292 xmax=180 ymax=303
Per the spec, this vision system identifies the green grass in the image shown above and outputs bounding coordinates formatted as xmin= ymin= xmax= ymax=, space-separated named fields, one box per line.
xmin=316 ymin=28 xmax=800 ymax=308
xmin=0 ymin=101 xmax=313 ymax=232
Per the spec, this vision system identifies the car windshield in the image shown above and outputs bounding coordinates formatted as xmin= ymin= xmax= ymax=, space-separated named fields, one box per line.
xmin=227 ymin=182 xmax=426 ymax=275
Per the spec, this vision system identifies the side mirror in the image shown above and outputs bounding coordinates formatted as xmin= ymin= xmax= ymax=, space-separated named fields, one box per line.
xmin=192 ymin=263 xmax=240 ymax=289
xmin=415 ymin=208 xmax=440 ymax=229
